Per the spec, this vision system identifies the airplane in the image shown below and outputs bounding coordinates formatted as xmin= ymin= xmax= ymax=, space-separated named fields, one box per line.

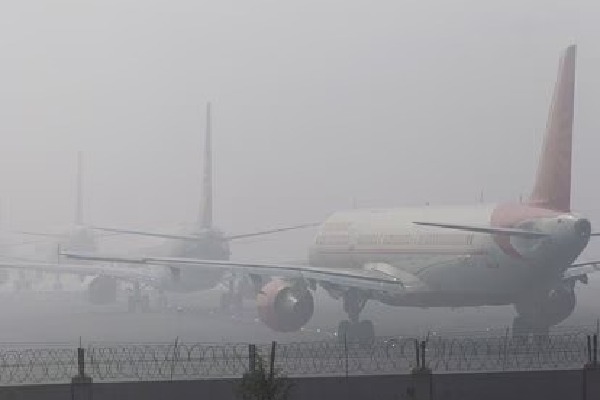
xmin=17 ymin=151 xmax=97 ymax=261
xmin=6 ymin=103 xmax=316 ymax=311
xmin=10 ymin=151 xmax=99 ymax=290
xmin=57 ymin=45 xmax=600 ymax=340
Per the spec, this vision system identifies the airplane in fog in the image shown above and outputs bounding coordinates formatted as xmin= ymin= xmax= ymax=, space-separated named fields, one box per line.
xmin=18 ymin=151 xmax=97 ymax=259
xmin=63 ymin=45 xmax=600 ymax=341
xmin=88 ymin=103 xmax=316 ymax=310
xmin=3 ymin=103 xmax=315 ymax=311
xmin=10 ymin=152 xmax=98 ymax=289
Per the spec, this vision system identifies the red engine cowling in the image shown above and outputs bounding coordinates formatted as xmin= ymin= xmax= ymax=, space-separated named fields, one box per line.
xmin=257 ymin=279 xmax=314 ymax=332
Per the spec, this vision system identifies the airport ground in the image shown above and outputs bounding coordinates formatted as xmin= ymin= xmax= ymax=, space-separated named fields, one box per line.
xmin=0 ymin=273 xmax=599 ymax=345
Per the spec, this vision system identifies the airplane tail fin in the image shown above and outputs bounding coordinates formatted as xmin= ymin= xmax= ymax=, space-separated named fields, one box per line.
xmin=76 ymin=151 xmax=84 ymax=225
xmin=528 ymin=45 xmax=577 ymax=212
xmin=199 ymin=102 xmax=213 ymax=229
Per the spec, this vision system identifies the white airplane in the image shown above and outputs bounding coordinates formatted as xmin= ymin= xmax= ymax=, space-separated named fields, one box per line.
xmin=8 ymin=103 xmax=315 ymax=311
xmin=18 ymin=151 xmax=97 ymax=261
xmin=56 ymin=45 xmax=600 ymax=339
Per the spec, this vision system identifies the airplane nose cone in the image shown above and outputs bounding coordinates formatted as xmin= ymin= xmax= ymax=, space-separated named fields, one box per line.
xmin=574 ymin=218 xmax=591 ymax=238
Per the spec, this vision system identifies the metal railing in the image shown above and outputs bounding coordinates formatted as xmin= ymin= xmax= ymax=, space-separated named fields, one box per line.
xmin=0 ymin=330 xmax=597 ymax=385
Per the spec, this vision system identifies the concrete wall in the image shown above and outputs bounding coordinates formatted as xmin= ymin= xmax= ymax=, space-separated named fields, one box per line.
xmin=433 ymin=370 xmax=584 ymax=400
xmin=0 ymin=369 xmax=598 ymax=400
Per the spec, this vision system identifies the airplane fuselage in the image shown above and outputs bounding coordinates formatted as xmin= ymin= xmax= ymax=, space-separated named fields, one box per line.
xmin=308 ymin=203 xmax=590 ymax=307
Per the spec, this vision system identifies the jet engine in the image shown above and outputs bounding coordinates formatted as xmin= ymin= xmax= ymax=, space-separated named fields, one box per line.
xmin=87 ymin=276 xmax=118 ymax=305
xmin=257 ymin=279 xmax=314 ymax=332
xmin=515 ymin=283 xmax=576 ymax=327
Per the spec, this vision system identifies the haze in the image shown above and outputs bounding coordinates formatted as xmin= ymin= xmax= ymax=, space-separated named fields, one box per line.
xmin=0 ymin=0 xmax=599 ymax=264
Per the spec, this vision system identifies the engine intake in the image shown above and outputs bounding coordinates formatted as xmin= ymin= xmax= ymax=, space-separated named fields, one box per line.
xmin=257 ymin=279 xmax=314 ymax=332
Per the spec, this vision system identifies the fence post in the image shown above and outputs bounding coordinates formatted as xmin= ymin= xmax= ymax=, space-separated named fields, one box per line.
xmin=415 ymin=339 xmax=421 ymax=370
xmin=594 ymin=335 xmax=598 ymax=367
xmin=269 ymin=341 xmax=277 ymax=381
xmin=587 ymin=336 xmax=592 ymax=366
xmin=71 ymin=346 xmax=92 ymax=400
xmin=408 ymin=340 xmax=432 ymax=400
xmin=248 ymin=344 xmax=256 ymax=373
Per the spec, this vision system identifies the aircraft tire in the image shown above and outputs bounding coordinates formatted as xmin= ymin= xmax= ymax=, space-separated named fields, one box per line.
xmin=127 ymin=295 xmax=137 ymax=313
xmin=141 ymin=294 xmax=151 ymax=313
xmin=512 ymin=316 xmax=529 ymax=339
xmin=157 ymin=294 xmax=168 ymax=311
xmin=338 ymin=320 xmax=375 ymax=343
xmin=220 ymin=293 xmax=231 ymax=311
xmin=358 ymin=320 xmax=375 ymax=343
xmin=232 ymin=292 xmax=244 ymax=311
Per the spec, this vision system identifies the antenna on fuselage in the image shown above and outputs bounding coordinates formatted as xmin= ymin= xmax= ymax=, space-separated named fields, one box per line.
xmin=199 ymin=102 xmax=213 ymax=230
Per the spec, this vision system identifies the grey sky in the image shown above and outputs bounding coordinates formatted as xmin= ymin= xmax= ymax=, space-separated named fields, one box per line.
xmin=0 ymin=0 xmax=598 ymax=260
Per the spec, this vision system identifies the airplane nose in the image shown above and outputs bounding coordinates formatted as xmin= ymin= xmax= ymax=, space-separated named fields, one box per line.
xmin=574 ymin=218 xmax=591 ymax=238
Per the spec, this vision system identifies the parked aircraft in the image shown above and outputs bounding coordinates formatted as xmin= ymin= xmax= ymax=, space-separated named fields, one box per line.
xmin=60 ymin=46 xmax=600 ymax=339
xmin=8 ymin=103 xmax=315 ymax=311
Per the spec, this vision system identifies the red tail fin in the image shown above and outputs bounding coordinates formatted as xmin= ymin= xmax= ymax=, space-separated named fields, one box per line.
xmin=529 ymin=45 xmax=577 ymax=212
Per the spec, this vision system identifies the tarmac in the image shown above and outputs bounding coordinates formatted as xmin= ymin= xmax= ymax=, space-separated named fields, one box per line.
xmin=0 ymin=273 xmax=599 ymax=345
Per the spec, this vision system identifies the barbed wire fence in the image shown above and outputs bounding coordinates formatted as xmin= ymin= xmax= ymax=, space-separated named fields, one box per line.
xmin=0 ymin=329 xmax=597 ymax=385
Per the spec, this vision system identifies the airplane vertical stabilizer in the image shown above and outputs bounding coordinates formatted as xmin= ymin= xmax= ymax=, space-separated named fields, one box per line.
xmin=76 ymin=151 xmax=84 ymax=225
xmin=529 ymin=45 xmax=576 ymax=212
xmin=199 ymin=102 xmax=213 ymax=229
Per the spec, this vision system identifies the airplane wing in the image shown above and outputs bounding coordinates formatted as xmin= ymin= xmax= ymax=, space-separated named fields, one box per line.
xmin=91 ymin=226 xmax=199 ymax=241
xmin=563 ymin=261 xmax=600 ymax=280
xmin=16 ymin=231 xmax=65 ymax=238
xmin=91 ymin=223 xmax=320 ymax=242
xmin=62 ymin=252 xmax=412 ymax=293
xmin=413 ymin=221 xmax=548 ymax=238
xmin=224 ymin=223 xmax=320 ymax=240
xmin=0 ymin=261 xmax=160 ymax=287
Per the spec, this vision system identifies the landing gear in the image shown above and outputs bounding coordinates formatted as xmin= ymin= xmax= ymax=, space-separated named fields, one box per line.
xmin=127 ymin=283 xmax=151 ymax=313
xmin=219 ymin=276 xmax=244 ymax=312
xmin=338 ymin=320 xmax=375 ymax=343
xmin=156 ymin=292 xmax=168 ymax=311
xmin=15 ymin=272 xmax=32 ymax=291
xmin=337 ymin=289 xmax=375 ymax=343
xmin=52 ymin=275 xmax=63 ymax=291
xmin=512 ymin=316 xmax=550 ymax=339
xmin=220 ymin=291 xmax=243 ymax=311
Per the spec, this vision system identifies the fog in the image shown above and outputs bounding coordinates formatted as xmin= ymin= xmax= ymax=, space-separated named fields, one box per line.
xmin=0 ymin=0 xmax=599 ymax=342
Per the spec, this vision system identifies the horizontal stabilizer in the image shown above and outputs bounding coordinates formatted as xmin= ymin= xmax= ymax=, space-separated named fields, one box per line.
xmin=413 ymin=221 xmax=548 ymax=238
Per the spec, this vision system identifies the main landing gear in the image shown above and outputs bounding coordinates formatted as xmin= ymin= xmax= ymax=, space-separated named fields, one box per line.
xmin=127 ymin=283 xmax=150 ymax=313
xmin=219 ymin=276 xmax=244 ymax=312
xmin=337 ymin=289 xmax=375 ymax=343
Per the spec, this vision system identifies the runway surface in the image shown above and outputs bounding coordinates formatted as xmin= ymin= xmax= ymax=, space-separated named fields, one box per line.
xmin=0 ymin=274 xmax=599 ymax=345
